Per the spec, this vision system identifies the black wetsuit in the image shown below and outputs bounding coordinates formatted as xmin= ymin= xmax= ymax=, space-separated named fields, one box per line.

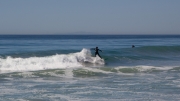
xmin=94 ymin=48 xmax=102 ymax=59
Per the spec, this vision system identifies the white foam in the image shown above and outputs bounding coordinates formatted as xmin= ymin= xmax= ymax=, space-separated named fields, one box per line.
xmin=0 ymin=48 xmax=105 ymax=73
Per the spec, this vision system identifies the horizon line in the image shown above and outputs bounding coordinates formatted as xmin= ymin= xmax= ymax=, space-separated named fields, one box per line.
xmin=0 ymin=34 xmax=180 ymax=36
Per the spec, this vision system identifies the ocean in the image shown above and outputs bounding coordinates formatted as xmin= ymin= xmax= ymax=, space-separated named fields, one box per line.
xmin=0 ymin=35 xmax=180 ymax=101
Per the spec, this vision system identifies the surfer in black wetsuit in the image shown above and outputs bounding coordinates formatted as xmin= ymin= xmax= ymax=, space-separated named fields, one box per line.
xmin=92 ymin=47 xmax=102 ymax=59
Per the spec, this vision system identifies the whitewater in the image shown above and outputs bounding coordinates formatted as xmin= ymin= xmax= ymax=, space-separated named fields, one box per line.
xmin=0 ymin=35 xmax=180 ymax=101
xmin=0 ymin=49 xmax=104 ymax=73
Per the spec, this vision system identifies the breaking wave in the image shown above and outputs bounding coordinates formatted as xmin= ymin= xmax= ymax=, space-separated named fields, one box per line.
xmin=0 ymin=48 xmax=104 ymax=73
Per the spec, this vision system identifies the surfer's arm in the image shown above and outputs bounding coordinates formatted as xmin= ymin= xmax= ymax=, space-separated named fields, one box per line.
xmin=99 ymin=49 xmax=102 ymax=52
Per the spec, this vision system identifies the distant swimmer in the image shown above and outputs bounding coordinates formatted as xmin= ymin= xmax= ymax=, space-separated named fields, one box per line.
xmin=91 ymin=47 xmax=102 ymax=59
xmin=132 ymin=45 xmax=135 ymax=48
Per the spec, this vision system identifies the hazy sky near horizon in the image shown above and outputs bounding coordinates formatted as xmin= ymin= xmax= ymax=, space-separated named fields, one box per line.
xmin=0 ymin=0 xmax=180 ymax=35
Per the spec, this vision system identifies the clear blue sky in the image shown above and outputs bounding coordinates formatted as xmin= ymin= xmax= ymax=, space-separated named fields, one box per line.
xmin=0 ymin=0 xmax=180 ymax=35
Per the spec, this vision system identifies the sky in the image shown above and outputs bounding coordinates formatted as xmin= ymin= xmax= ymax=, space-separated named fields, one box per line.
xmin=0 ymin=0 xmax=180 ymax=35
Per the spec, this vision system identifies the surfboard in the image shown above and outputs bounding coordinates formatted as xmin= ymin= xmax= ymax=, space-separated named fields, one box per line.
xmin=84 ymin=59 xmax=90 ymax=63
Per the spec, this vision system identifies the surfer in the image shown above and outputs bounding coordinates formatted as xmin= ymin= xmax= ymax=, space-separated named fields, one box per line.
xmin=92 ymin=47 xmax=102 ymax=59
xmin=132 ymin=45 xmax=135 ymax=48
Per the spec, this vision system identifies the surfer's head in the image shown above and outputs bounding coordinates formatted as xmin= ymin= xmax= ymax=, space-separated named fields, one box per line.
xmin=96 ymin=47 xmax=98 ymax=49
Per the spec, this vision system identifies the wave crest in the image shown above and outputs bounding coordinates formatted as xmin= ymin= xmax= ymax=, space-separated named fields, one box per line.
xmin=0 ymin=48 xmax=105 ymax=73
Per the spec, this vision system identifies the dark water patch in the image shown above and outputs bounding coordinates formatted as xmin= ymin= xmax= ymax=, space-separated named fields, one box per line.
xmin=0 ymin=73 xmax=9 ymax=79
xmin=169 ymin=67 xmax=180 ymax=71
xmin=100 ymin=68 xmax=118 ymax=73
xmin=32 ymin=69 xmax=65 ymax=78
xmin=72 ymin=69 xmax=107 ymax=77
xmin=118 ymin=68 xmax=139 ymax=73
xmin=119 ymin=67 xmax=166 ymax=73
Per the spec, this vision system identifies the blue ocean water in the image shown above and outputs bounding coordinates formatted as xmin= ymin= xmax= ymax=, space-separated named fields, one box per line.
xmin=0 ymin=35 xmax=180 ymax=101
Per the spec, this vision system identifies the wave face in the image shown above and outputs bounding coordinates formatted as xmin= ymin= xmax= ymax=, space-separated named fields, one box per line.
xmin=0 ymin=49 xmax=104 ymax=73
